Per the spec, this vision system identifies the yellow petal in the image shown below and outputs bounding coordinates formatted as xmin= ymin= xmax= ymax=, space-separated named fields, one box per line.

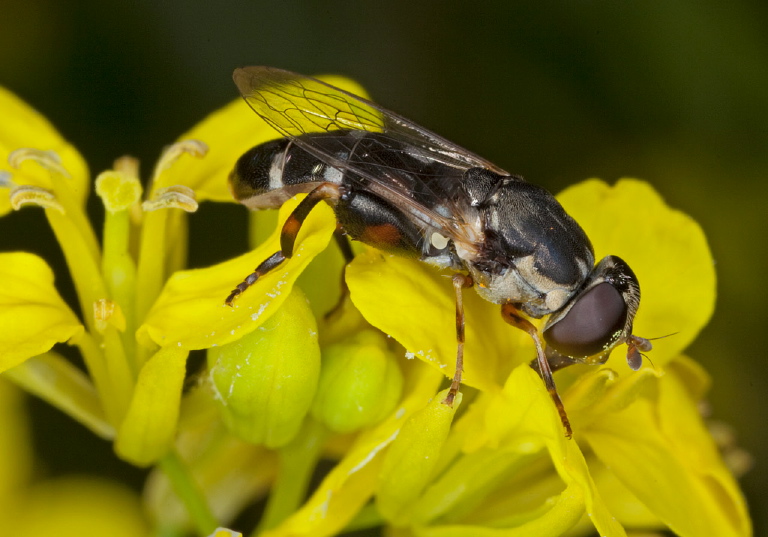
xmin=561 ymin=367 xmax=617 ymax=414
xmin=568 ymin=367 xmax=660 ymax=430
xmin=376 ymin=388 xmax=462 ymax=524
xmin=5 ymin=352 xmax=112 ymax=439
xmin=347 ymin=250 xmax=529 ymax=394
xmin=0 ymin=252 xmax=84 ymax=372
xmin=295 ymin=223 xmax=357 ymax=319
xmin=412 ymin=482 xmax=586 ymax=537
xmin=559 ymin=438 xmax=627 ymax=537
xmin=0 ymin=86 xmax=89 ymax=215
xmin=387 ymin=365 xmax=622 ymax=536
xmin=478 ymin=366 xmax=626 ymax=537
xmin=584 ymin=357 xmax=751 ymax=537
xmin=401 ymin=396 xmax=522 ymax=525
xmin=0 ymin=380 xmax=33 ymax=515
xmin=557 ymin=179 xmax=716 ymax=366
xmin=158 ymin=75 xmax=372 ymax=202
xmin=588 ymin=461 xmax=663 ymax=529
xmin=6 ymin=477 xmax=149 ymax=537
xmin=664 ymin=351 xmax=711 ymax=400
xmin=137 ymin=195 xmax=335 ymax=349
xmin=115 ymin=346 xmax=188 ymax=466
xmin=480 ymin=365 xmax=566 ymax=448
xmin=661 ymin=357 xmax=751 ymax=536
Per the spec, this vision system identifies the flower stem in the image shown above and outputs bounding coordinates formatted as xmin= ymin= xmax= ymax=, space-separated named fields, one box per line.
xmin=159 ymin=450 xmax=218 ymax=536
xmin=253 ymin=419 xmax=328 ymax=535
xmin=46 ymin=209 xmax=107 ymax=334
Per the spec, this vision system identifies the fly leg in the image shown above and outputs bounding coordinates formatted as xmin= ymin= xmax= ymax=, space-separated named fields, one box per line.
xmin=324 ymin=227 xmax=355 ymax=319
xmin=225 ymin=183 xmax=342 ymax=305
xmin=500 ymin=303 xmax=573 ymax=438
xmin=443 ymin=273 xmax=473 ymax=407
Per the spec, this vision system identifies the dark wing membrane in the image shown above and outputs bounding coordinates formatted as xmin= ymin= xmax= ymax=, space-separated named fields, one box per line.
xmin=233 ymin=66 xmax=506 ymax=241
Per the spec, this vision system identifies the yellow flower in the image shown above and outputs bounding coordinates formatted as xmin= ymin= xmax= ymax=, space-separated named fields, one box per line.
xmin=336 ymin=180 xmax=750 ymax=537
xmin=0 ymin=72 xmax=751 ymax=537
xmin=0 ymin=78 xmax=341 ymax=535
xmin=0 ymin=378 xmax=150 ymax=536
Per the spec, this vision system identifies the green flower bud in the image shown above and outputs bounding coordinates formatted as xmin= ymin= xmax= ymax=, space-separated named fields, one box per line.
xmin=208 ymin=288 xmax=320 ymax=448
xmin=311 ymin=330 xmax=403 ymax=434
xmin=376 ymin=389 xmax=462 ymax=524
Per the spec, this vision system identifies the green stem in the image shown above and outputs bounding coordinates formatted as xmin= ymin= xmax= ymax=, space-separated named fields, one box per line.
xmin=253 ymin=419 xmax=328 ymax=535
xmin=159 ymin=451 xmax=218 ymax=536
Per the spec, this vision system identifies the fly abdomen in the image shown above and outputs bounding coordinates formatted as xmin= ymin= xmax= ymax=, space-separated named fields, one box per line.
xmin=229 ymin=134 xmax=351 ymax=210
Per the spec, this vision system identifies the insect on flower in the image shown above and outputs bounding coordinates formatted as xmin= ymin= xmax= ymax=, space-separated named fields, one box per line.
xmin=225 ymin=66 xmax=652 ymax=436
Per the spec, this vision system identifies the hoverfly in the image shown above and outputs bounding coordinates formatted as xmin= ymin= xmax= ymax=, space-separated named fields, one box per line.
xmin=226 ymin=66 xmax=651 ymax=437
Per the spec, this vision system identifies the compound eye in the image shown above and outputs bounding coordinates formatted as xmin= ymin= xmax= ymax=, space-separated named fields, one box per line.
xmin=543 ymin=282 xmax=627 ymax=358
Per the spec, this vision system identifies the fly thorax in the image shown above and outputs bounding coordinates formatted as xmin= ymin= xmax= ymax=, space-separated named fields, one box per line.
xmin=469 ymin=255 xmax=577 ymax=318
xmin=470 ymin=261 xmax=544 ymax=309
xmin=466 ymin=179 xmax=596 ymax=317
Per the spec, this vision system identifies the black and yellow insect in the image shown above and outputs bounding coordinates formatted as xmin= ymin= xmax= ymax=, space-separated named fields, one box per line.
xmin=226 ymin=66 xmax=650 ymax=436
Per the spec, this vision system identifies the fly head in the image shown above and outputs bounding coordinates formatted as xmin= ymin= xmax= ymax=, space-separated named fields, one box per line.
xmin=542 ymin=255 xmax=643 ymax=367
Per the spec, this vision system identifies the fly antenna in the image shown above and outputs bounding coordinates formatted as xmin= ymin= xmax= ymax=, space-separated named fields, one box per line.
xmin=646 ymin=331 xmax=679 ymax=341
xmin=625 ymin=331 xmax=678 ymax=371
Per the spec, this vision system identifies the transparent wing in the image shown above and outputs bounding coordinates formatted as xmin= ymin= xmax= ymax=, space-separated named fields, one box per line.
xmin=233 ymin=66 xmax=508 ymax=240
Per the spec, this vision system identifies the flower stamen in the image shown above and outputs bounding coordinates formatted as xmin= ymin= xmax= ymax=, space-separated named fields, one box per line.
xmin=9 ymin=185 xmax=65 ymax=212
xmin=8 ymin=148 xmax=71 ymax=178
xmin=142 ymin=185 xmax=198 ymax=212
xmin=94 ymin=298 xmax=127 ymax=333
xmin=152 ymin=140 xmax=208 ymax=183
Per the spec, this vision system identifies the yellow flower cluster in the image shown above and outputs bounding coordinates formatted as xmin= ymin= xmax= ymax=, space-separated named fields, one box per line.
xmin=0 ymin=76 xmax=751 ymax=537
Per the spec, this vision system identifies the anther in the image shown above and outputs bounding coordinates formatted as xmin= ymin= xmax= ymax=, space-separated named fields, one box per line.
xmin=94 ymin=298 xmax=126 ymax=333
xmin=152 ymin=140 xmax=208 ymax=179
xmin=8 ymin=148 xmax=70 ymax=178
xmin=142 ymin=185 xmax=198 ymax=212
xmin=9 ymin=185 xmax=64 ymax=212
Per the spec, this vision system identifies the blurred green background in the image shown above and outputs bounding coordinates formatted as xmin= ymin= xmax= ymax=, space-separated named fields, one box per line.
xmin=1 ymin=1 xmax=765 ymax=534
